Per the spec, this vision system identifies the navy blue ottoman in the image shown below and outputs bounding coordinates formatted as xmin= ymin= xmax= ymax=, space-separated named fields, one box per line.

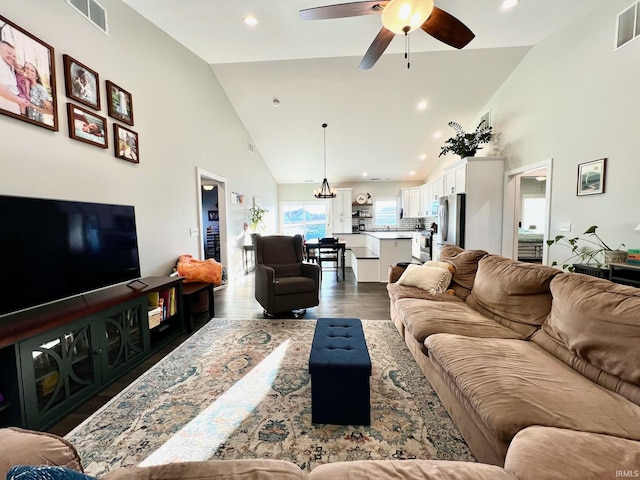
xmin=308 ymin=318 xmax=372 ymax=425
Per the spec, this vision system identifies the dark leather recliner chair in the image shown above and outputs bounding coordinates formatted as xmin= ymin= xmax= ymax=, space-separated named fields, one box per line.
xmin=254 ymin=234 xmax=321 ymax=317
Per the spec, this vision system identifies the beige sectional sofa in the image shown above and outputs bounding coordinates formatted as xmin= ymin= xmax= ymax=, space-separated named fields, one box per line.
xmin=3 ymin=425 xmax=640 ymax=480
xmin=387 ymin=245 xmax=640 ymax=467
xmin=3 ymin=248 xmax=639 ymax=479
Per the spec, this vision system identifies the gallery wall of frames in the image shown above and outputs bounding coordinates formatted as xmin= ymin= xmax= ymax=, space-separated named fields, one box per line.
xmin=0 ymin=14 xmax=139 ymax=163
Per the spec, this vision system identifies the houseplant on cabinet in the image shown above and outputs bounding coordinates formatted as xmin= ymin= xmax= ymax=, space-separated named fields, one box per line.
xmin=546 ymin=225 xmax=627 ymax=271
xmin=439 ymin=120 xmax=493 ymax=158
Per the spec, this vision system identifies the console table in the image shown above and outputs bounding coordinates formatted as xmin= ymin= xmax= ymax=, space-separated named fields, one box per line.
xmin=182 ymin=282 xmax=215 ymax=331
xmin=573 ymin=263 xmax=640 ymax=287
xmin=0 ymin=276 xmax=186 ymax=430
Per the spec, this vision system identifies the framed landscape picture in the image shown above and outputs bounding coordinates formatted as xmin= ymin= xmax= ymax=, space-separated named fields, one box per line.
xmin=577 ymin=158 xmax=606 ymax=196
xmin=106 ymin=80 xmax=133 ymax=125
xmin=114 ymin=123 xmax=139 ymax=163
xmin=0 ymin=15 xmax=58 ymax=130
xmin=63 ymin=54 xmax=100 ymax=110
xmin=67 ymin=103 xmax=107 ymax=148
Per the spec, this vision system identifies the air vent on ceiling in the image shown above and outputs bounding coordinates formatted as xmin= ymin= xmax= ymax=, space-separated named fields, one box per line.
xmin=247 ymin=140 xmax=255 ymax=154
xmin=616 ymin=1 xmax=639 ymax=49
xmin=66 ymin=0 xmax=108 ymax=35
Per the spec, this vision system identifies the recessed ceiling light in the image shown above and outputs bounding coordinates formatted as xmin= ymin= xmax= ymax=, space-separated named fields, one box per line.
xmin=417 ymin=100 xmax=428 ymax=111
xmin=419 ymin=154 xmax=426 ymax=160
xmin=501 ymin=0 xmax=519 ymax=10
xmin=409 ymin=171 xmax=416 ymax=176
xmin=243 ymin=16 xmax=258 ymax=26
xmin=362 ymin=172 xmax=368 ymax=177
xmin=272 ymin=98 xmax=280 ymax=106
xmin=433 ymin=131 xmax=442 ymax=139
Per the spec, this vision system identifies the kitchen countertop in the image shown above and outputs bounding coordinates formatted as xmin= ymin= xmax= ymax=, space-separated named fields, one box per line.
xmin=334 ymin=231 xmax=414 ymax=240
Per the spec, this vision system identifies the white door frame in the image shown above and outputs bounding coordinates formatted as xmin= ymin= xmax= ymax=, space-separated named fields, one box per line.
xmin=196 ymin=167 xmax=228 ymax=270
xmin=502 ymin=158 xmax=553 ymax=264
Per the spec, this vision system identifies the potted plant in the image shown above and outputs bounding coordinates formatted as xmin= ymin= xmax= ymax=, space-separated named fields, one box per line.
xmin=439 ymin=120 xmax=493 ymax=158
xmin=248 ymin=205 xmax=269 ymax=232
xmin=546 ymin=225 xmax=627 ymax=271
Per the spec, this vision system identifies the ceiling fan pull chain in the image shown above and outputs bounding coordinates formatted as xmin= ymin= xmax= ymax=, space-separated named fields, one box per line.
xmin=403 ymin=26 xmax=410 ymax=69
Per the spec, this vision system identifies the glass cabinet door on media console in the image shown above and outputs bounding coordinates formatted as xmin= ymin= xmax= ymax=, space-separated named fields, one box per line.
xmin=99 ymin=298 xmax=150 ymax=384
xmin=19 ymin=317 xmax=101 ymax=430
xmin=18 ymin=298 xmax=149 ymax=430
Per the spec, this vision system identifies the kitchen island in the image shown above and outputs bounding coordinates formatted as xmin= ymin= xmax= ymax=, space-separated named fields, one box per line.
xmin=335 ymin=231 xmax=413 ymax=282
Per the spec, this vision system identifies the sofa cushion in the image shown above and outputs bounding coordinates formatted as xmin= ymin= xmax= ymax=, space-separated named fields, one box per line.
xmin=308 ymin=459 xmax=516 ymax=480
xmin=439 ymin=246 xmax=487 ymax=300
xmin=387 ymin=282 xmax=464 ymax=304
xmin=425 ymin=333 xmax=640 ymax=443
xmin=397 ymin=264 xmax=453 ymax=294
xmin=396 ymin=298 xmax=525 ymax=346
xmin=102 ymin=460 xmax=304 ymax=480
xmin=465 ymin=255 xmax=560 ymax=337
xmin=505 ymin=426 xmax=640 ymax=480
xmin=0 ymin=428 xmax=84 ymax=480
xmin=533 ymin=273 xmax=640 ymax=404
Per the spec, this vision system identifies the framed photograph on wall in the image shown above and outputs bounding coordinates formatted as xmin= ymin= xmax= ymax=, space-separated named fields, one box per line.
xmin=67 ymin=103 xmax=107 ymax=148
xmin=63 ymin=54 xmax=100 ymax=110
xmin=106 ymin=80 xmax=133 ymax=125
xmin=114 ymin=123 xmax=139 ymax=163
xmin=0 ymin=15 xmax=58 ymax=130
xmin=577 ymin=158 xmax=606 ymax=196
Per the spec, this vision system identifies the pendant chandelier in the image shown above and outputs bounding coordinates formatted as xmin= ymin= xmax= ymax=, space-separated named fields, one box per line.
xmin=314 ymin=123 xmax=337 ymax=199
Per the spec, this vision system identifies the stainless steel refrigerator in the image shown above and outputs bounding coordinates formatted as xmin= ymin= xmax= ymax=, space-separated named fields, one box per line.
xmin=433 ymin=193 xmax=466 ymax=260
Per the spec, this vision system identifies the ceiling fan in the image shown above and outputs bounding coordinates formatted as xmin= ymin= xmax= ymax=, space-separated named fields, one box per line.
xmin=299 ymin=0 xmax=475 ymax=69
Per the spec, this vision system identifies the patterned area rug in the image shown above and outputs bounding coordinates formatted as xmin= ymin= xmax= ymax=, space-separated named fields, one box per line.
xmin=66 ymin=319 xmax=474 ymax=475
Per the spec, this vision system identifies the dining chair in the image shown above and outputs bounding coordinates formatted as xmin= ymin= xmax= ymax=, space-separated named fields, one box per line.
xmin=318 ymin=237 xmax=339 ymax=280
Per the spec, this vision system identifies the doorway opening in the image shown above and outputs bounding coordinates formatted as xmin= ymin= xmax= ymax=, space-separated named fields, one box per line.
xmin=502 ymin=159 xmax=552 ymax=265
xmin=197 ymin=168 xmax=228 ymax=284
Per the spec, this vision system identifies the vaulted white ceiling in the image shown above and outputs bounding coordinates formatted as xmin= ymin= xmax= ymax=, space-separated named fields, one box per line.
xmin=122 ymin=0 xmax=600 ymax=184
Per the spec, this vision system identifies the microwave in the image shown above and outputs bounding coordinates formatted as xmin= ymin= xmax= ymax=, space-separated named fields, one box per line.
xmin=430 ymin=200 xmax=439 ymax=216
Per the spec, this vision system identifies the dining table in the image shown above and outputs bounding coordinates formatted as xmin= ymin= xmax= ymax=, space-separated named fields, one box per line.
xmin=304 ymin=238 xmax=347 ymax=280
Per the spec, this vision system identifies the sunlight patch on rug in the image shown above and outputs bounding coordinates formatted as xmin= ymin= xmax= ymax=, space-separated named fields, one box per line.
xmin=140 ymin=340 xmax=290 ymax=466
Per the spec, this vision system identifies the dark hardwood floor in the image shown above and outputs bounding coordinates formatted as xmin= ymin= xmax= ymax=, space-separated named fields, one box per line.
xmin=48 ymin=267 xmax=390 ymax=437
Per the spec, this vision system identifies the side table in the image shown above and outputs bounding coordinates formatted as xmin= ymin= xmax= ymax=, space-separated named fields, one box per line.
xmin=182 ymin=282 xmax=215 ymax=331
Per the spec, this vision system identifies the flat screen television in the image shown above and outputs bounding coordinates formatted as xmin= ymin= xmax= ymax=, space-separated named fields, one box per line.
xmin=0 ymin=195 xmax=141 ymax=317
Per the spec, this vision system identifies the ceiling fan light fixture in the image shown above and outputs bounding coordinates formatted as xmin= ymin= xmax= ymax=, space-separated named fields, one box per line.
xmin=381 ymin=0 xmax=434 ymax=35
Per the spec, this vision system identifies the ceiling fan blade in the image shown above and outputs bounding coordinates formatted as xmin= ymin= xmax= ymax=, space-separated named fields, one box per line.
xmin=359 ymin=27 xmax=395 ymax=70
xmin=421 ymin=6 xmax=475 ymax=49
xmin=300 ymin=1 xmax=388 ymax=21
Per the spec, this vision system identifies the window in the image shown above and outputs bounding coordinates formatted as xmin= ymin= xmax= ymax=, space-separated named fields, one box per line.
xmin=374 ymin=198 xmax=399 ymax=228
xmin=521 ymin=195 xmax=546 ymax=234
xmin=616 ymin=1 xmax=639 ymax=49
xmin=281 ymin=202 xmax=328 ymax=240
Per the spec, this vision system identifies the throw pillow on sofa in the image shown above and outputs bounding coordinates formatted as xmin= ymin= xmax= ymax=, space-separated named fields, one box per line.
xmin=397 ymin=264 xmax=453 ymax=294
xmin=8 ymin=466 xmax=96 ymax=480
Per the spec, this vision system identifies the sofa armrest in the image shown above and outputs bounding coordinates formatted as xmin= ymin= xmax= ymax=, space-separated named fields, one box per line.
xmin=0 ymin=427 xmax=84 ymax=479
xmin=388 ymin=264 xmax=407 ymax=284
xmin=102 ymin=460 xmax=304 ymax=480
xmin=505 ymin=426 xmax=640 ymax=480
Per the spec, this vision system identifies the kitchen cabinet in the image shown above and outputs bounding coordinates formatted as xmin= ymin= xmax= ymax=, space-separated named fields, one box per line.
xmin=421 ymin=177 xmax=444 ymax=214
xmin=411 ymin=232 xmax=422 ymax=259
xmin=442 ymin=157 xmax=505 ymax=253
xmin=330 ymin=188 xmax=352 ymax=234
xmin=401 ymin=187 xmax=423 ymax=218
xmin=444 ymin=162 xmax=468 ymax=194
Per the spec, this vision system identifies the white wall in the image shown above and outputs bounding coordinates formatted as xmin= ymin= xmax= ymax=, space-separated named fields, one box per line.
xmin=1 ymin=0 xmax=278 ymax=279
xmin=278 ymin=181 xmax=423 ymax=202
xmin=431 ymin=1 xmax=640 ymax=265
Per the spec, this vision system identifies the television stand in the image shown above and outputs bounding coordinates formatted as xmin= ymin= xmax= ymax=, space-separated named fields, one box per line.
xmin=0 ymin=276 xmax=186 ymax=431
